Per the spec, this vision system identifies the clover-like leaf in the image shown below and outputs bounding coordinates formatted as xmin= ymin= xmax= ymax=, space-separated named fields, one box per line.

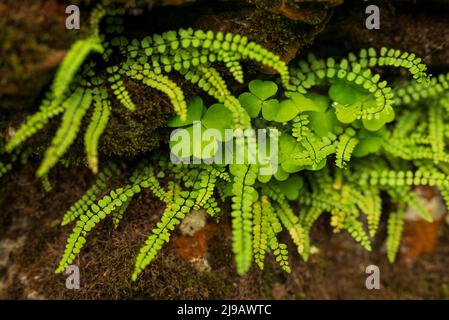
xmin=274 ymin=99 xmax=300 ymax=122
xmin=278 ymin=133 xmax=297 ymax=159
xmin=362 ymin=110 xmax=395 ymax=131
xmin=288 ymin=92 xmax=322 ymax=113
xmin=334 ymin=102 xmax=359 ymax=124
xmin=352 ymin=134 xmax=383 ymax=157
xmin=362 ymin=117 xmax=385 ymax=131
xmin=261 ymin=99 xmax=280 ymax=121
xmin=239 ymin=92 xmax=262 ymax=118
xmin=273 ymin=166 xmax=290 ymax=181
xmin=307 ymin=110 xmax=338 ymax=137
xmin=257 ymin=174 xmax=272 ymax=183
xmin=274 ymin=175 xmax=303 ymax=200
xmin=169 ymin=126 xmax=194 ymax=158
xmin=307 ymin=93 xmax=330 ymax=113
xmin=240 ymin=80 xmax=279 ymax=119
xmin=329 ymin=82 xmax=357 ymax=105
xmin=352 ymin=127 xmax=387 ymax=157
xmin=169 ymin=123 xmax=218 ymax=160
xmin=200 ymin=129 xmax=220 ymax=159
xmin=281 ymin=160 xmax=304 ymax=174
xmin=202 ymin=103 xmax=233 ymax=139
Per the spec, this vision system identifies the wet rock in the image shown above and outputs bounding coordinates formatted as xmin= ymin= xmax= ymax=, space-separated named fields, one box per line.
xmin=401 ymin=186 xmax=447 ymax=263
xmin=180 ymin=209 xmax=207 ymax=236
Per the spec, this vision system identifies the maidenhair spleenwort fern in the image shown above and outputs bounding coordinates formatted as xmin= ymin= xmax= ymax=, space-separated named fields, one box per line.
xmin=56 ymin=159 xmax=231 ymax=280
xmin=5 ymin=4 xmax=291 ymax=177
xmin=230 ymin=164 xmax=258 ymax=275
xmin=56 ymin=63 xmax=449 ymax=280
xmin=52 ymin=14 xmax=448 ymax=277
xmin=4 ymin=3 xmax=449 ymax=281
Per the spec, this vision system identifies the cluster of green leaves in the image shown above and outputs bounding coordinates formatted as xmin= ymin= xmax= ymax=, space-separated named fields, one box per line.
xmin=6 ymin=4 xmax=449 ymax=280
xmin=57 ymin=158 xmax=228 ymax=280
xmin=161 ymin=46 xmax=447 ymax=271
xmin=4 ymin=5 xmax=292 ymax=178
xmin=56 ymin=44 xmax=449 ymax=278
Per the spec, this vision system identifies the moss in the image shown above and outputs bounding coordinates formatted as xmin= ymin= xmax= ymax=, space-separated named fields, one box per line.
xmin=99 ymin=81 xmax=172 ymax=157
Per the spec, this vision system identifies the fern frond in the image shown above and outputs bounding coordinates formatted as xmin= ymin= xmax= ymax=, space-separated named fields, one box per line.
xmin=230 ymin=164 xmax=258 ymax=275
xmin=0 ymin=161 xmax=13 ymax=178
xmin=178 ymin=29 xmax=291 ymax=89
xmin=360 ymin=169 xmax=449 ymax=188
xmin=185 ymin=65 xmax=250 ymax=128
xmin=343 ymin=215 xmax=372 ymax=251
xmin=361 ymin=188 xmax=382 ymax=237
xmin=129 ymin=29 xmax=290 ymax=88
xmin=335 ymin=128 xmax=359 ymax=168
xmin=193 ymin=168 xmax=218 ymax=209
xmin=132 ymin=177 xmax=199 ymax=280
xmin=291 ymin=55 xmax=395 ymax=120
xmin=89 ymin=4 xmax=124 ymax=37
xmin=5 ymin=94 xmax=67 ymax=152
xmin=394 ymin=73 xmax=449 ymax=105
xmin=350 ymin=47 xmax=430 ymax=83
xmin=299 ymin=207 xmax=323 ymax=261
xmin=37 ymin=89 xmax=93 ymax=177
xmin=391 ymin=110 xmax=421 ymax=138
xmin=107 ymin=66 xmax=136 ymax=111
xmin=112 ymin=196 xmax=131 ymax=228
xmin=261 ymin=196 xmax=291 ymax=273
xmin=56 ymin=184 xmax=138 ymax=273
xmin=204 ymin=196 xmax=221 ymax=218
xmin=52 ymin=36 xmax=103 ymax=98
xmin=274 ymin=202 xmax=305 ymax=256
xmin=252 ymin=200 xmax=267 ymax=270
xmin=299 ymin=132 xmax=336 ymax=169
xmin=382 ymin=139 xmax=449 ymax=163
xmin=387 ymin=186 xmax=432 ymax=222
xmin=57 ymin=164 xmax=156 ymax=273
xmin=428 ymin=102 xmax=445 ymax=163
xmin=130 ymin=163 xmax=231 ymax=280
xmin=139 ymin=168 xmax=171 ymax=204
xmin=135 ymin=70 xmax=187 ymax=121
xmin=271 ymin=242 xmax=291 ymax=273
xmin=266 ymin=185 xmax=305 ymax=255
xmin=131 ymin=201 xmax=186 ymax=280
xmin=61 ymin=163 xmax=120 ymax=226
xmin=217 ymin=51 xmax=244 ymax=83
xmin=291 ymin=114 xmax=311 ymax=141
xmin=89 ymin=4 xmax=107 ymax=37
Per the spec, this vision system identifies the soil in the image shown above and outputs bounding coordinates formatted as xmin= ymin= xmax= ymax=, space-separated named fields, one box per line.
xmin=1 ymin=0 xmax=449 ymax=300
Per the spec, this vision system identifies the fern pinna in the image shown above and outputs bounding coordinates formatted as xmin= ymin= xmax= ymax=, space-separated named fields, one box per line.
xmin=4 ymin=4 xmax=449 ymax=281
